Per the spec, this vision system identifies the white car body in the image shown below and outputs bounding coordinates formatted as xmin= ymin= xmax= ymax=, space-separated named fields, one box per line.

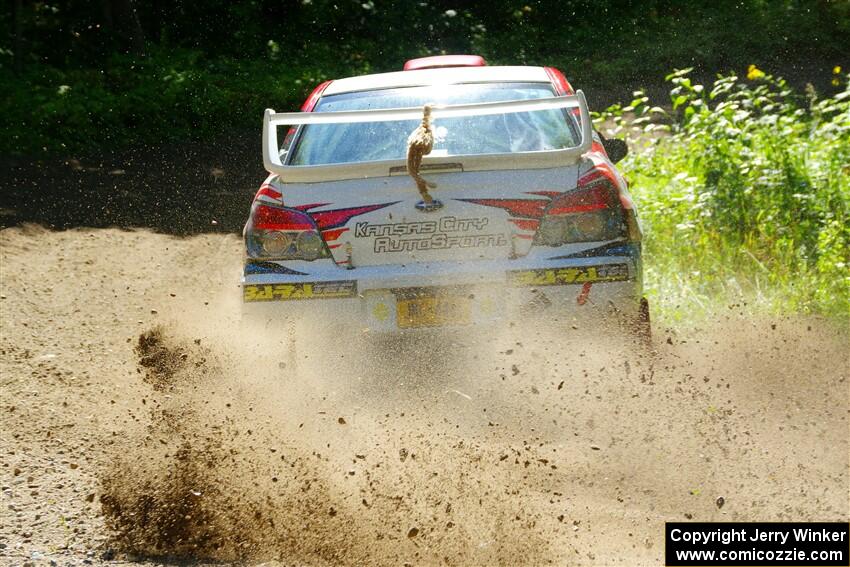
xmin=242 ymin=60 xmax=647 ymax=335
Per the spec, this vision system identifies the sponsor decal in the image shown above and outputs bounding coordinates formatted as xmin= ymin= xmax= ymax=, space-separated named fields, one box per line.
xmin=355 ymin=216 xmax=506 ymax=253
xmin=243 ymin=280 xmax=357 ymax=302
xmin=373 ymin=233 xmax=507 ymax=253
xmin=355 ymin=216 xmax=490 ymax=237
xmin=508 ymin=264 xmax=630 ymax=286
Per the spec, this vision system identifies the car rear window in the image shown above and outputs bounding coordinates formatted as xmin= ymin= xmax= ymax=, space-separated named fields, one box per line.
xmin=287 ymin=82 xmax=579 ymax=166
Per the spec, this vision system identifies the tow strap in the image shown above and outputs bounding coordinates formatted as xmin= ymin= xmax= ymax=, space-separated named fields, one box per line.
xmin=406 ymin=104 xmax=437 ymax=204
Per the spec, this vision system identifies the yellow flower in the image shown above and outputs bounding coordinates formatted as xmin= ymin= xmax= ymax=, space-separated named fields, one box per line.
xmin=834 ymin=66 xmax=842 ymax=75
xmin=747 ymin=64 xmax=765 ymax=80
xmin=832 ymin=78 xmax=841 ymax=87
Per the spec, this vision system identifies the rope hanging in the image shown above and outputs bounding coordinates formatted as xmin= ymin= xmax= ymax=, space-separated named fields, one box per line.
xmin=406 ymin=104 xmax=437 ymax=204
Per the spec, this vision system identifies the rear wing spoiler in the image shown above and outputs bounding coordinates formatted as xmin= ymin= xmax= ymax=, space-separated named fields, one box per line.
xmin=263 ymin=90 xmax=593 ymax=183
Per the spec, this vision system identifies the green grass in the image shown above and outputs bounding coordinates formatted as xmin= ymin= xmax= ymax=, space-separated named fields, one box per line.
xmin=595 ymin=68 xmax=850 ymax=324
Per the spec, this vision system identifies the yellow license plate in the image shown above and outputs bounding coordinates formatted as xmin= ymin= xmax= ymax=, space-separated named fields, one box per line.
xmin=396 ymin=293 xmax=471 ymax=329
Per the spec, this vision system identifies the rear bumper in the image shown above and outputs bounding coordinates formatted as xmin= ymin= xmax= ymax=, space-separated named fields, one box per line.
xmin=241 ymin=243 xmax=642 ymax=332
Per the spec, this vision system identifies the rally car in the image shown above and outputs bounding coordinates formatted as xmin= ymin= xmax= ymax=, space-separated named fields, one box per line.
xmin=242 ymin=55 xmax=650 ymax=339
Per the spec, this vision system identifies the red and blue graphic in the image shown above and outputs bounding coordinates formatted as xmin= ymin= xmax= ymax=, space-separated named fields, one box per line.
xmin=456 ymin=193 xmax=559 ymax=235
xmin=293 ymin=202 xmax=399 ymax=249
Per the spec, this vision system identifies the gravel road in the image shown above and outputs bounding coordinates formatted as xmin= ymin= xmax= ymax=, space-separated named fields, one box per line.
xmin=1 ymin=225 xmax=847 ymax=566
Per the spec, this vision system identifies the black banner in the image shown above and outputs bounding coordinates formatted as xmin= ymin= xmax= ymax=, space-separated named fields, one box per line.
xmin=666 ymin=522 xmax=849 ymax=566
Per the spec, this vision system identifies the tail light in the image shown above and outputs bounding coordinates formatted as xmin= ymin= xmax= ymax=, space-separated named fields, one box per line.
xmin=534 ymin=166 xmax=641 ymax=246
xmin=245 ymin=203 xmax=329 ymax=261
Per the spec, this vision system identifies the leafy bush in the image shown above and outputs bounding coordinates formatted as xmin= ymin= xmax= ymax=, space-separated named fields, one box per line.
xmin=596 ymin=69 xmax=850 ymax=322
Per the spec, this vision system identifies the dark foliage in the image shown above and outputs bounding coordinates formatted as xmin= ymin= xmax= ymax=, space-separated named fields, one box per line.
xmin=1 ymin=0 xmax=848 ymax=154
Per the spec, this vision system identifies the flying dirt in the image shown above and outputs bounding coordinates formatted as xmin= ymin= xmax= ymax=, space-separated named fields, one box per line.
xmin=1 ymin=225 xmax=848 ymax=566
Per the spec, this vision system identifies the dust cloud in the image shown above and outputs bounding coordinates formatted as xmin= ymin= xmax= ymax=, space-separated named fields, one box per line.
xmin=1 ymin=227 xmax=847 ymax=565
